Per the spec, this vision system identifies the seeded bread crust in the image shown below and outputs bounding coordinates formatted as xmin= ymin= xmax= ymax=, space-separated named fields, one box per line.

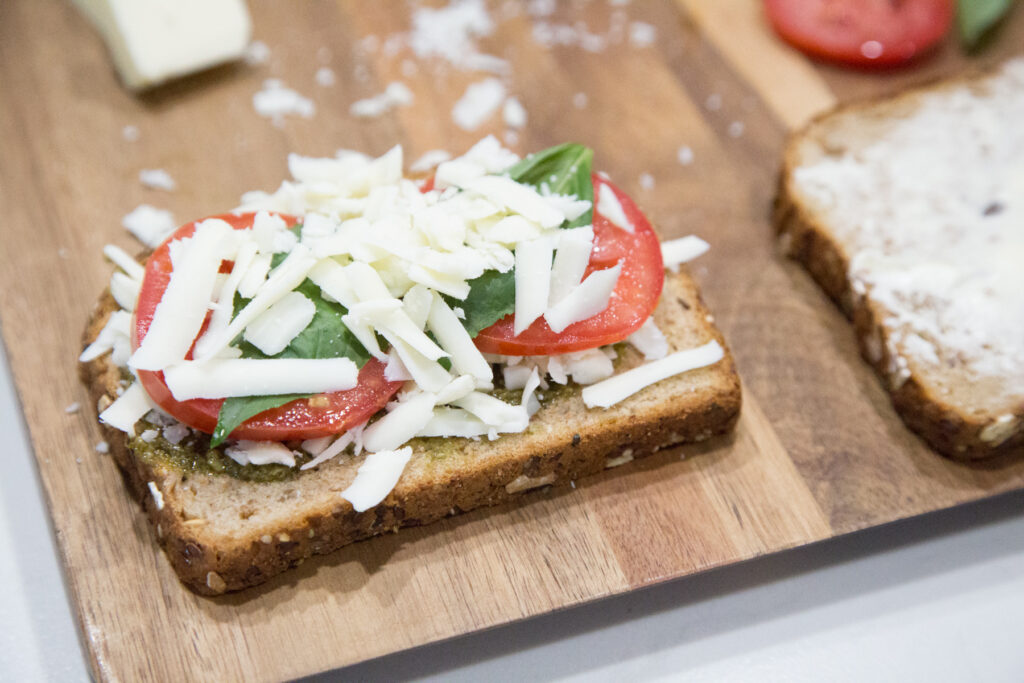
xmin=80 ymin=270 xmax=741 ymax=595
xmin=774 ymin=63 xmax=1024 ymax=461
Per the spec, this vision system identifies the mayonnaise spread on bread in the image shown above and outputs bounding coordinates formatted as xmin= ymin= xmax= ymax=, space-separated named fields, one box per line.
xmin=82 ymin=137 xmax=719 ymax=511
xmin=791 ymin=58 xmax=1024 ymax=397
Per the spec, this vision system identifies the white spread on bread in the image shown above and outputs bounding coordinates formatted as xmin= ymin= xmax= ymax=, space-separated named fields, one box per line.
xmin=792 ymin=58 xmax=1024 ymax=398
xmin=87 ymin=137 xmax=721 ymax=509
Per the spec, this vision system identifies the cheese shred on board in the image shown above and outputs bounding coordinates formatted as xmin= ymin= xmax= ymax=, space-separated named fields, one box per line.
xmin=90 ymin=136 xmax=721 ymax=509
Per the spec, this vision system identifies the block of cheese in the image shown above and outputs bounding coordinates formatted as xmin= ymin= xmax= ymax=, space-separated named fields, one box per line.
xmin=71 ymin=0 xmax=252 ymax=90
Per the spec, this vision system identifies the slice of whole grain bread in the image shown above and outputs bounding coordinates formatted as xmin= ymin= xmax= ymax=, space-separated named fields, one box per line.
xmin=80 ymin=270 xmax=741 ymax=595
xmin=775 ymin=57 xmax=1024 ymax=460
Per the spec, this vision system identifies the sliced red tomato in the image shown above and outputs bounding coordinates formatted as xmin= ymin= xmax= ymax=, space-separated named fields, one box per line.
xmin=765 ymin=0 xmax=952 ymax=68
xmin=473 ymin=174 xmax=665 ymax=356
xmin=132 ymin=212 xmax=402 ymax=442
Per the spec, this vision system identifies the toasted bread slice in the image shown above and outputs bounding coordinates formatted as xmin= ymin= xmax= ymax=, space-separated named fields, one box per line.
xmin=80 ymin=270 xmax=740 ymax=594
xmin=775 ymin=57 xmax=1024 ymax=460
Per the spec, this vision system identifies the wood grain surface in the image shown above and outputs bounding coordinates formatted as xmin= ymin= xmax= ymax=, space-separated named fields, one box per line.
xmin=0 ymin=0 xmax=1022 ymax=680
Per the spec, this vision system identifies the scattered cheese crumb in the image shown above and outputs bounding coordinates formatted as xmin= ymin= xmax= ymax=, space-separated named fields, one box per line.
xmin=244 ymin=40 xmax=270 ymax=66
xmin=527 ymin=0 xmax=556 ymax=16
xmin=572 ymin=92 xmax=588 ymax=109
xmin=64 ymin=402 xmax=81 ymax=414
xmin=121 ymin=125 xmax=140 ymax=142
xmin=728 ymin=121 xmax=745 ymax=138
xmin=122 ymin=204 xmax=176 ymax=248
xmin=452 ymin=78 xmax=507 ymax=131
xmin=503 ymin=96 xmax=528 ymax=129
xmin=252 ymin=79 xmax=316 ymax=127
xmin=705 ymin=93 xmax=722 ymax=111
xmin=504 ymin=130 xmax=519 ymax=146
xmin=147 ymin=482 xmax=165 ymax=510
xmin=350 ymin=82 xmax=414 ymax=118
xmin=140 ymin=429 xmax=159 ymax=443
xmin=162 ymin=423 xmax=189 ymax=445
xmin=629 ymin=21 xmax=656 ymax=47
xmin=677 ymin=146 xmax=694 ymax=166
xmin=409 ymin=0 xmax=501 ymax=71
xmin=139 ymin=169 xmax=177 ymax=192
xmin=58 ymin=247 xmax=70 ymax=259
xmin=95 ymin=440 xmax=110 ymax=454
xmin=315 ymin=66 xmax=336 ymax=87
xmin=639 ymin=173 xmax=655 ymax=190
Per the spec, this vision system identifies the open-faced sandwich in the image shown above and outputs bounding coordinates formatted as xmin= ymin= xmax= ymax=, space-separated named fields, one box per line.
xmin=80 ymin=138 xmax=741 ymax=594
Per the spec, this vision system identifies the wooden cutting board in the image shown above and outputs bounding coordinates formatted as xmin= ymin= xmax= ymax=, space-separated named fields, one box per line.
xmin=1 ymin=1 xmax=1022 ymax=680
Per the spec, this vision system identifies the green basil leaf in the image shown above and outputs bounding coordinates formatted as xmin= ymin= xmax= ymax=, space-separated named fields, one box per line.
xmin=214 ymin=219 xmax=372 ymax=443
xmin=211 ymin=394 xmax=307 ymax=447
xmin=505 ymin=142 xmax=594 ymax=229
xmin=958 ymin=0 xmax=1014 ymax=49
xmin=445 ymin=269 xmax=516 ymax=338
xmin=451 ymin=143 xmax=596 ymax=339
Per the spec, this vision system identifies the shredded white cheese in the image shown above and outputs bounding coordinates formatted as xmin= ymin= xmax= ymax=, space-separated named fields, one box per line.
xmin=340 ymin=447 xmax=413 ymax=512
xmin=582 ymin=340 xmax=724 ymax=408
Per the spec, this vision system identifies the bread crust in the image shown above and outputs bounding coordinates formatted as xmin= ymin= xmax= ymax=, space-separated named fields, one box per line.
xmin=774 ymin=64 xmax=1024 ymax=461
xmin=80 ymin=272 xmax=741 ymax=595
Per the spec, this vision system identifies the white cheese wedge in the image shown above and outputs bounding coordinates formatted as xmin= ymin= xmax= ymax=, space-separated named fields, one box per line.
xmin=98 ymin=381 xmax=154 ymax=433
xmin=163 ymin=357 xmax=358 ymax=400
xmin=340 ymin=447 xmax=414 ymax=512
xmin=544 ymin=261 xmax=622 ymax=333
xmin=243 ymin=290 xmax=316 ymax=356
xmin=71 ymin=0 xmax=251 ymax=90
xmin=548 ymin=226 xmax=594 ymax=305
xmin=427 ymin=292 xmax=493 ymax=385
xmin=225 ymin=440 xmax=296 ymax=467
xmin=193 ymin=244 xmax=317 ymax=361
xmin=362 ymin=392 xmax=437 ymax=453
xmin=596 ymin=183 xmax=633 ymax=232
xmin=660 ymin=235 xmax=710 ymax=272
xmin=582 ymin=340 xmax=724 ymax=408
xmin=466 ymin=176 xmax=565 ymax=229
xmin=514 ymin=237 xmax=554 ymax=335
xmin=130 ymin=219 xmax=234 ymax=371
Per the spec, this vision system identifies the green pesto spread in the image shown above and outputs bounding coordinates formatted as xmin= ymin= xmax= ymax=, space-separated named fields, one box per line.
xmin=129 ymin=421 xmax=311 ymax=483
xmin=127 ymin=344 xmax=624 ymax=483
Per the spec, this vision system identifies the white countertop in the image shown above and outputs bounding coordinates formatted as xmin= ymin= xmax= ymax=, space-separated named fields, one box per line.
xmin=2 ymin=340 xmax=1022 ymax=682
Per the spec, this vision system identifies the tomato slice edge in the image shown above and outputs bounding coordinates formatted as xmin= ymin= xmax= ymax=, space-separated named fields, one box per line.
xmin=132 ymin=212 xmax=402 ymax=442
xmin=473 ymin=175 xmax=664 ymax=356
